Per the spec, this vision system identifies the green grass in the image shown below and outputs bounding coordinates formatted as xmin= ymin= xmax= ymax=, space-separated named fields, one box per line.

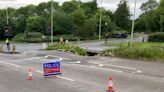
xmin=101 ymin=42 xmax=164 ymax=61
xmin=46 ymin=44 xmax=87 ymax=56
xmin=12 ymin=32 xmax=45 ymax=43
xmin=107 ymin=42 xmax=164 ymax=47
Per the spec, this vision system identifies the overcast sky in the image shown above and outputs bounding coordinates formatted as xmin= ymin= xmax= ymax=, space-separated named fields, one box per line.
xmin=0 ymin=0 xmax=151 ymax=18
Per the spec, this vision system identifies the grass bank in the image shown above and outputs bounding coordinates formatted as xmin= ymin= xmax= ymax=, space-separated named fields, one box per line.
xmin=46 ymin=44 xmax=87 ymax=56
xmin=101 ymin=42 xmax=164 ymax=61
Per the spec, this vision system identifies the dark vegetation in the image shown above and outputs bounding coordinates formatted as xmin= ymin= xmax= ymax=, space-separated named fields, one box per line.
xmin=0 ymin=0 xmax=131 ymax=42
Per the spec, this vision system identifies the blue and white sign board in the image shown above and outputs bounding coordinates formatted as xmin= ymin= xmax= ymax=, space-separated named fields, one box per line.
xmin=43 ymin=61 xmax=61 ymax=76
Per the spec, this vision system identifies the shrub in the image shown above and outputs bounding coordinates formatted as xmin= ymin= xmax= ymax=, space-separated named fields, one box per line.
xmin=148 ymin=32 xmax=164 ymax=42
xmin=46 ymin=44 xmax=87 ymax=56
xmin=101 ymin=44 xmax=164 ymax=61
xmin=12 ymin=32 xmax=44 ymax=43
xmin=27 ymin=32 xmax=42 ymax=38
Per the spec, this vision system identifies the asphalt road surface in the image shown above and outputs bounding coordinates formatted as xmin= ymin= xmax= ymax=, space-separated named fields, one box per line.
xmin=0 ymin=34 xmax=148 ymax=53
xmin=0 ymin=50 xmax=164 ymax=92
xmin=78 ymin=35 xmax=148 ymax=52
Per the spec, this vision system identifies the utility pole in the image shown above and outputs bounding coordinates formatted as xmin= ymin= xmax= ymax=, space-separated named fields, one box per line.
xmin=6 ymin=8 xmax=9 ymax=25
xmin=5 ymin=8 xmax=10 ymax=53
xmin=51 ymin=0 xmax=54 ymax=44
xmin=99 ymin=0 xmax=102 ymax=40
xmin=130 ymin=0 xmax=137 ymax=46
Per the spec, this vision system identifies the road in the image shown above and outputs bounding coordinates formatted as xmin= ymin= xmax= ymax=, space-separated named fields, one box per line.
xmin=0 ymin=33 xmax=148 ymax=52
xmin=78 ymin=34 xmax=148 ymax=52
xmin=0 ymin=50 xmax=164 ymax=92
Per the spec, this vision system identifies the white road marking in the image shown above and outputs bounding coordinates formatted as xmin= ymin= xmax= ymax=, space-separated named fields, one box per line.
xmin=0 ymin=60 xmax=74 ymax=81
xmin=76 ymin=61 xmax=81 ymax=64
xmin=35 ymin=70 xmax=43 ymax=74
xmin=35 ymin=70 xmax=75 ymax=82
xmin=44 ymin=55 xmax=63 ymax=61
xmin=62 ymin=57 xmax=72 ymax=60
xmin=69 ymin=61 xmax=81 ymax=64
xmin=90 ymin=62 xmax=137 ymax=70
xmin=72 ymin=64 xmax=123 ymax=73
xmin=137 ymin=70 xmax=142 ymax=73
xmin=13 ymin=57 xmax=39 ymax=62
xmin=56 ymin=76 xmax=75 ymax=82
xmin=98 ymin=64 xmax=104 ymax=67
xmin=103 ymin=64 xmax=137 ymax=70
xmin=0 ymin=60 xmax=21 ymax=68
xmin=38 ymin=58 xmax=49 ymax=61
xmin=44 ymin=55 xmax=49 ymax=58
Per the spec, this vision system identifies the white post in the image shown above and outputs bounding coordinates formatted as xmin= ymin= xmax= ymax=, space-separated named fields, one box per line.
xmin=130 ymin=0 xmax=137 ymax=46
xmin=51 ymin=0 xmax=54 ymax=44
xmin=6 ymin=8 xmax=9 ymax=25
xmin=99 ymin=0 xmax=102 ymax=40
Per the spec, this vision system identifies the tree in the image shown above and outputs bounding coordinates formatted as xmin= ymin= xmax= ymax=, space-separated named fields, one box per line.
xmin=143 ymin=11 xmax=160 ymax=32
xmin=26 ymin=16 xmax=45 ymax=33
xmin=79 ymin=17 xmax=97 ymax=38
xmin=135 ymin=0 xmax=162 ymax=33
xmin=70 ymin=8 xmax=86 ymax=36
xmin=0 ymin=10 xmax=6 ymax=39
xmin=94 ymin=8 xmax=112 ymax=35
xmin=50 ymin=11 xmax=72 ymax=34
xmin=13 ymin=6 xmax=30 ymax=33
xmin=105 ymin=10 xmax=114 ymax=21
xmin=114 ymin=0 xmax=130 ymax=30
xmin=81 ymin=0 xmax=98 ymax=18
xmin=26 ymin=5 xmax=37 ymax=16
xmin=61 ymin=1 xmax=79 ymax=14
xmin=158 ymin=0 xmax=164 ymax=32
xmin=140 ymin=0 xmax=159 ymax=13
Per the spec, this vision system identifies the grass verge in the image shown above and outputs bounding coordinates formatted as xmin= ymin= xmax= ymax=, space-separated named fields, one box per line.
xmin=101 ymin=42 xmax=164 ymax=61
xmin=45 ymin=44 xmax=87 ymax=56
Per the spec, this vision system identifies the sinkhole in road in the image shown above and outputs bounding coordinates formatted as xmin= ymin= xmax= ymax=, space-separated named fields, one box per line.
xmin=87 ymin=51 xmax=98 ymax=56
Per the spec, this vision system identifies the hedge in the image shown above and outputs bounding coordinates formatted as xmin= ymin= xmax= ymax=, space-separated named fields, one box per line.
xmin=148 ymin=32 xmax=164 ymax=42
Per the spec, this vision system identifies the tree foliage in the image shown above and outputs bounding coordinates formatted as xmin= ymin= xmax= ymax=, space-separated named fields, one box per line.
xmin=0 ymin=0 xmax=163 ymax=40
xmin=114 ymin=0 xmax=130 ymax=30
xmin=26 ymin=16 xmax=45 ymax=33
xmin=140 ymin=0 xmax=159 ymax=13
xmin=135 ymin=0 xmax=163 ymax=33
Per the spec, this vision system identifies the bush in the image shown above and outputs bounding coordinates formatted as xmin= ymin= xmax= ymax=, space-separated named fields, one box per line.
xmin=46 ymin=44 xmax=87 ymax=56
xmin=12 ymin=32 xmax=44 ymax=43
xmin=101 ymin=43 xmax=164 ymax=61
xmin=148 ymin=32 xmax=164 ymax=42
xmin=27 ymin=32 xmax=42 ymax=38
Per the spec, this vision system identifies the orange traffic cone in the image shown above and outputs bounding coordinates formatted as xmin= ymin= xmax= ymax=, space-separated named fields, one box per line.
xmin=106 ymin=76 xmax=115 ymax=92
xmin=27 ymin=68 xmax=33 ymax=80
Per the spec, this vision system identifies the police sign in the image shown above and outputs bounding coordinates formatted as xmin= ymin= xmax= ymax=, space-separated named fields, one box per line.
xmin=43 ymin=61 xmax=61 ymax=76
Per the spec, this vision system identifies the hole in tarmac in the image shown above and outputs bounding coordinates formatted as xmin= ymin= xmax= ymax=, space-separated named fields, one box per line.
xmin=87 ymin=51 xmax=98 ymax=56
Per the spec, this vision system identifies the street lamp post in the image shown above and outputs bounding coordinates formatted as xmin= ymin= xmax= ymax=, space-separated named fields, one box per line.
xmin=51 ymin=0 xmax=54 ymax=44
xmin=130 ymin=0 xmax=137 ymax=46
xmin=99 ymin=0 xmax=102 ymax=40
